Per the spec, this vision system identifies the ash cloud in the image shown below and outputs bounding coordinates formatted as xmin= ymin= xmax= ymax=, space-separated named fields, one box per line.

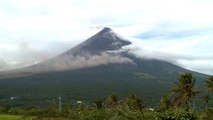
xmin=25 ymin=52 xmax=133 ymax=73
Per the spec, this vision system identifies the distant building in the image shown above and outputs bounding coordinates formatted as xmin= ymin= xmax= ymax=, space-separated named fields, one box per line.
xmin=10 ymin=97 xmax=17 ymax=100
xmin=77 ymin=101 xmax=82 ymax=104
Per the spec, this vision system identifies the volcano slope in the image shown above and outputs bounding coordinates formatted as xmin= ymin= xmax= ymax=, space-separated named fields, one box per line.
xmin=0 ymin=27 xmax=208 ymax=105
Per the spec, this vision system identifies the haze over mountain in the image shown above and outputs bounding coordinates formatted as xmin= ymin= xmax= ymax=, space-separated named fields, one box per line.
xmin=0 ymin=28 xmax=208 ymax=105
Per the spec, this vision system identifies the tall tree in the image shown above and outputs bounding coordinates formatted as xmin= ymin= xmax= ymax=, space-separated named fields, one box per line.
xmin=170 ymin=73 xmax=200 ymax=108
xmin=206 ymin=76 xmax=213 ymax=92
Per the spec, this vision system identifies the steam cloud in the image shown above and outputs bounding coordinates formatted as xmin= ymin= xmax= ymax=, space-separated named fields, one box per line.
xmin=25 ymin=52 xmax=133 ymax=73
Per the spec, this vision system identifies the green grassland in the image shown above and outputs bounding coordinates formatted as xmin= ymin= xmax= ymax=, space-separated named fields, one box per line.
xmin=0 ymin=115 xmax=24 ymax=120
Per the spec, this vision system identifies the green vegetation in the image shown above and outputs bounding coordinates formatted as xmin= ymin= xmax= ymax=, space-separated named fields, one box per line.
xmin=206 ymin=76 xmax=213 ymax=92
xmin=0 ymin=115 xmax=27 ymax=120
xmin=0 ymin=73 xmax=212 ymax=120
xmin=170 ymin=73 xmax=200 ymax=108
xmin=0 ymin=58 xmax=208 ymax=107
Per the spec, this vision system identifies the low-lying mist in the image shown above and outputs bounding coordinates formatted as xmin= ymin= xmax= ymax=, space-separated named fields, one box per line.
xmin=24 ymin=52 xmax=133 ymax=73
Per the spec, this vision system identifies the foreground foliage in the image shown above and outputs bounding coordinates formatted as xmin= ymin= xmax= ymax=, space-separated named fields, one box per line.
xmin=0 ymin=73 xmax=213 ymax=120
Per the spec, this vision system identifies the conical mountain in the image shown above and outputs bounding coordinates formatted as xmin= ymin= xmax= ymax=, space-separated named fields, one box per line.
xmin=0 ymin=27 xmax=208 ymax=105
xmin=17 ymin=27 xmax=133 ymax=73
xmin=0 ymin=27 xmax=132 ymax=75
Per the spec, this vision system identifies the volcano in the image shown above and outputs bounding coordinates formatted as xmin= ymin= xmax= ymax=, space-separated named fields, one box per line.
xmin=2 ymin=27 xmax=133 ymax=74
xmin=0 ymin=27 xmax=208 ymax=105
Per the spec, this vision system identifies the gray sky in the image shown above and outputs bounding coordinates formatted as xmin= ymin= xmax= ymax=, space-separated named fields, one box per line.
xmin=0 ymin=0 xmax=213 ymax=75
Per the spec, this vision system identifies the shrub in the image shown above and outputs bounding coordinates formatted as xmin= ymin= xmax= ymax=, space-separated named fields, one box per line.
xmin=199 ymin=108 xmax=213 ymax=120
xmin=154 ymin=107 xmax=197 ymax=120
xmin=95 ymin=100 xmax=103 ymax=109
xmin=8 ymin=107 xmax=24 ymax=115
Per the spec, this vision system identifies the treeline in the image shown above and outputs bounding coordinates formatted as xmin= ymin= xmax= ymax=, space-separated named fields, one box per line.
xmin=0 ymin=73 xmax=213 ymax=120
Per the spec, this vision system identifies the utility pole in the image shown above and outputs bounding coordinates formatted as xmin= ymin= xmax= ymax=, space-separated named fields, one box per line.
xmin=59 ymin=96 xmax=62 ymax=113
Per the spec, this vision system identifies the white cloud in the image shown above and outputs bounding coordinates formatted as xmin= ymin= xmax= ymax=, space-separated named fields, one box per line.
xmin=0 ymin=0 xmax=213 ymax=75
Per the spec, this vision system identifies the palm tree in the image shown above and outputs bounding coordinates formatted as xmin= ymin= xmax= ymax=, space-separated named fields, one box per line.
xmin=170 ymin=73 xmax=200 ymax=108
xmin=126 ymin=95 xmax=145 ymax=112
xmin=205 ymin=76 xmax=213 ymax=92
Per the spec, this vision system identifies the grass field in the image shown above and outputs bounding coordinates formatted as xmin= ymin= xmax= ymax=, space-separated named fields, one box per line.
xmin=0 ymin=115 xmax=33 ymax=120
xmin=0 ymin=115 xmax=23 ymax=120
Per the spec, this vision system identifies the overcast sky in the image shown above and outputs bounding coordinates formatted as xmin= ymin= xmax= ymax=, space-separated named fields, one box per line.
xmin=0 ymin=0 xmax=213 ymax=75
